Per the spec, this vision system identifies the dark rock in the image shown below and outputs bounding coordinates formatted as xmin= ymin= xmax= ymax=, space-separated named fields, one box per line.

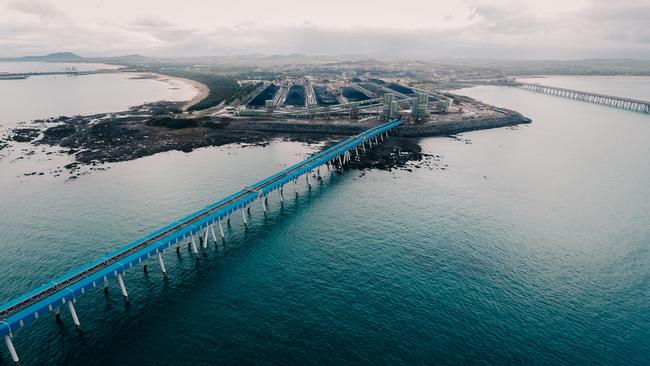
xmin=9 ymin=128 xmax=40 ymax=142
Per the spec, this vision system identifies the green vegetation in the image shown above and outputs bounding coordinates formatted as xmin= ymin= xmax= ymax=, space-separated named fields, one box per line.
xmin=128 ymin=65 xmax=244 ymax=111
xmin=225 ymin=82 xmax=263 ymax=105
xmin=182 ymin=73 xmax=240 ymax=111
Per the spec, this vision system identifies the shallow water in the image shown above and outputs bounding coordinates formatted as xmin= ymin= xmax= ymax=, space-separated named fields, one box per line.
xmin=518 ymin=75 xmax=650 ymax=101
xmin=0 ymin=77 xmax=649 ymax=365
xmin=0 ymin=63 xmax=196 ymax=129
xmin=0 ymin=62 xmax=120 ymax=74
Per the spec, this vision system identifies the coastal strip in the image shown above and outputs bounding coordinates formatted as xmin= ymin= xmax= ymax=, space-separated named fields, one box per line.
xmin=223 ymin=112 xmax=530 ymax=137
xmin=128 ymin=72 xmax=209 ymax=110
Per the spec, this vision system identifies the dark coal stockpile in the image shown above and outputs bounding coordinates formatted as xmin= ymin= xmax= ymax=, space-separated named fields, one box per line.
xmin=248 ymin=84 xmax=279 ymax=107
xmin=357 ymin=83 xmax=383 ymax=96
xmin=284 ymin=85 xmax=305 ymax=107
xmin=386 ymin=83 xmax=415 ymax=96
xmin=341 ymin=87 xmax=370 ymax=102
xmin=314 ymin=86 xmax=338 ymax=106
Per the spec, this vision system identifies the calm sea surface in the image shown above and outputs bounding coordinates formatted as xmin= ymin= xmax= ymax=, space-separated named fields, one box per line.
xmin=519 ymin=75 xmax=650 ymax=100
xmin=0 ymin=62 xmax=195 ymax=129
xmin=0 ymin=75 xmax=648 ymax=365
xmin=0 ymin=61 xmax=121 ymax=74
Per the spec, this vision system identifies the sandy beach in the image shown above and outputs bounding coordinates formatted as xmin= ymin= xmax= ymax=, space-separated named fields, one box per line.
xmin=139 ymin=73 xmax=209 ymax=110
xmin=177 ymin=77 xmax=209 ymax=110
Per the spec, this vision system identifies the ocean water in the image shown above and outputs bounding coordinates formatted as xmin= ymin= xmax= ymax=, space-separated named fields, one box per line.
xmin=0 ymin=62 xmax=121 ymax=74
xmin=0 ymin=77 xmax=649 ymax=365
xmin=0 ymin=62 xmax=196 ymax=129
xmin=518 ymin=75 xmax=650 ymax=101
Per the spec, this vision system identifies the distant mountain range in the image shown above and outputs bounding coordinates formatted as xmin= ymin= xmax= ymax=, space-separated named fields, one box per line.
xmin=0 ymin=52 xmax=84 ymax=62
xmin=0 ymin=52 xmax=152 ymax=64
xmin=0 ymin=51 xmax=373 ymax=63
xmin=1 ymin=52 xmax=648 ymax=75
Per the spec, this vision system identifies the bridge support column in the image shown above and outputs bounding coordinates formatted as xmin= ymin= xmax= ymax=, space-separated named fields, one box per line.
xmin=103 ymin=278 xmax=109 ymax=295
xmin=279 ymin=189 xmax=284 ymax=204
xmin=117 ymin=274 xmax=129 ymax=303
xmin=218 ymin=220 xmax=225 ymax=241
xmin=305 ymin=174 xmax=311 ymax=189
xmin=55 ymin=307 xmax=61 ymax=322
xmin=190 ymin=234 xmax=199 ymax=256
xmin=209 ymin=224 xmax=218 ymax=245
xmin=4 ymin=334 xmax=19 ymax=365
xmin=158 ymin=252 xmax=167 ymax=278
xmin=242 ymin=208 xmax=248 ymax=227
xmin=293 ymin=180 xmax=298 ymax=195
xmin=68 ymin=300 xmax=81 ymax=330
xmin=202 ymin=228 xmax=209 ymax=249
xmin=261 ymin=196 xmax=268 ymax=214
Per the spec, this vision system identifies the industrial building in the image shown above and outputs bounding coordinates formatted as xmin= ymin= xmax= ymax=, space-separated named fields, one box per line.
xmin=235 ymin=76 xmax=454 ymax=123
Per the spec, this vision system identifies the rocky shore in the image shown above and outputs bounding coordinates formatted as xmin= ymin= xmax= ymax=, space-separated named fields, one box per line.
xmin=1 ymin=101 xmax=531 ymax=174
xmin=222 ymin=111 xmax=530 ymax=138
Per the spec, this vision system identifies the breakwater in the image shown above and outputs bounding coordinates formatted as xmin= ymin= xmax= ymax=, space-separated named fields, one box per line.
xmin=226 ymin=112 xmax=531 ymax=137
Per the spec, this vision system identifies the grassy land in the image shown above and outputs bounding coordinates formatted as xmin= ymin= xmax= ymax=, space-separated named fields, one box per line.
xmin=225 ymin=82 xmax=263 ymax=105
xmin=180 ymin=73 xmax=240 ymax=111
xmin=128 ymin=65 xmax=246 ymax=111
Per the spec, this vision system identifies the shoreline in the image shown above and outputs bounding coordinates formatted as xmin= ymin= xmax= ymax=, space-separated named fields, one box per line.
xmin=27 ymin=103 xmax=529 ymax=167
xmin=1 ymin=79 xmax=530 ymax=175
xmin=219 ymin=112 xmax=530 ymax=137
xmin=2 ymin=95 xmax=531 ymax=172
xmin=129 ymin=72 xmax=209 ymax=110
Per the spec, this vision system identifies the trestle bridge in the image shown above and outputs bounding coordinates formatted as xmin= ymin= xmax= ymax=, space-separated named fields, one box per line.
xmin=467 ymin=78 xmax=650 ymax=114
xmin=0 ymin=120 xmax=402 ymax=364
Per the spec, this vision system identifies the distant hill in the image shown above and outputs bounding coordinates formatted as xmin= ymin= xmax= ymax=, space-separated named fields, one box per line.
xmin=0 ymin=52 xmax=383 ymax=66
xmin=0 ymin=52 xmax=84 ymax=62
xmin=0 ymin=52 xmax=151 ymax=64
xmin=95 ymin=54 xmax=152 ymax=64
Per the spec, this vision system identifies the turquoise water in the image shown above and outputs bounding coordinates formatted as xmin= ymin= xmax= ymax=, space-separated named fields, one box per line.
xmin=1 ymin=78 xmax=649 ymax=364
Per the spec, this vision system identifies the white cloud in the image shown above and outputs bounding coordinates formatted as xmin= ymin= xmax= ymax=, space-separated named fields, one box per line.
xmin=0 ymin=0 xmax=649 ymax=59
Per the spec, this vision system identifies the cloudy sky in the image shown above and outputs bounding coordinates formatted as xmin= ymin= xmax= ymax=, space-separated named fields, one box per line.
xmin=1 ymin=0 xmax=649 ymax=59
